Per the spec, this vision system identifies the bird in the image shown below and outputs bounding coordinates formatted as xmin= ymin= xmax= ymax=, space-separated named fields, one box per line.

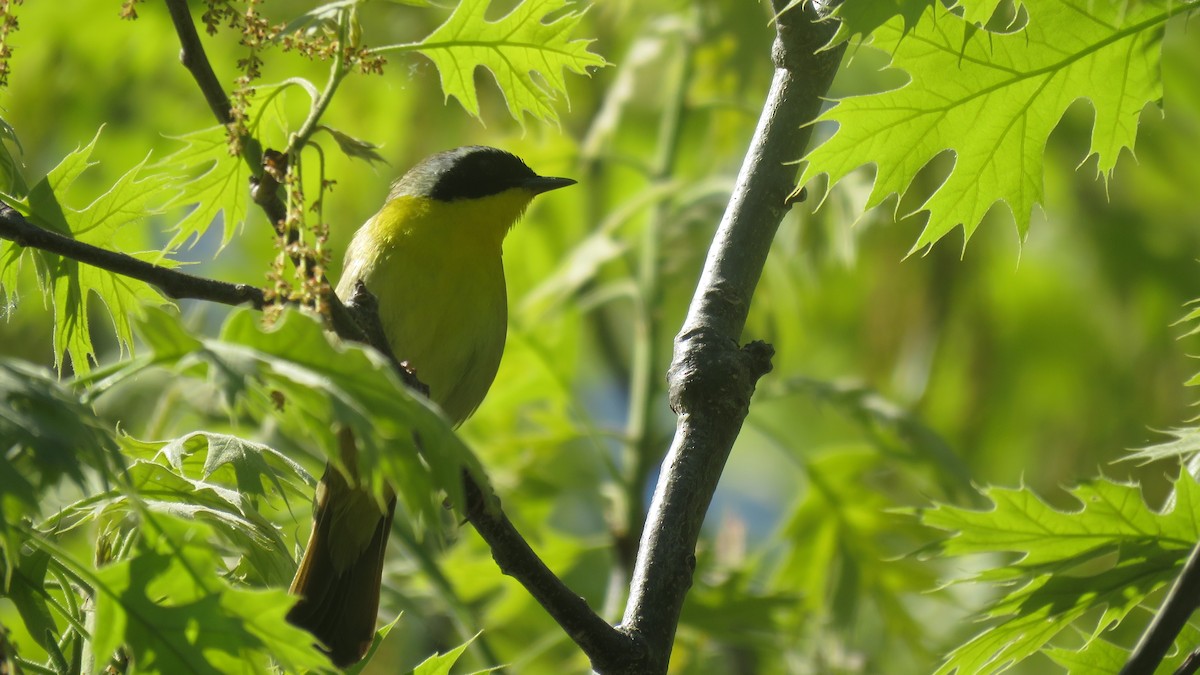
xmin=285 ymin=146 xmax=576 ymax=667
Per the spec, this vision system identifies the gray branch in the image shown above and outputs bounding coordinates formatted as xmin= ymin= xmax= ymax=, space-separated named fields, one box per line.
xmin=616 ymin=2 xmax=846 ymax=671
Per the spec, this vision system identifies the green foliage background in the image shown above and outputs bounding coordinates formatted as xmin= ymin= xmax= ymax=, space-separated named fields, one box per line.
xmin=2 ymin=0 xmax=1200 ymax=673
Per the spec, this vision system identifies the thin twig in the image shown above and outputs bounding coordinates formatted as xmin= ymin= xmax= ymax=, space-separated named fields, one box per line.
xmin=163 ymin=0 xmax=284 ymax=228
xmin=463 ymin=477 xmax=644 ymax=671
xmin=163 ymin=0 xmax=233 ymax=127
xmin=616 ymin=2 xmax=846 ymax=672
xmin=1123 ymin=541 xmax=1200 ymax=675
xmin=0 ymin=204 xmax=264 ymax=309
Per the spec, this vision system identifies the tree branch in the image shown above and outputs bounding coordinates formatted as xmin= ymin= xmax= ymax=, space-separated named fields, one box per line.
xmin=163 ymin=0 xmax=234 ymax=129
xmin=617 ymin=2 xmax=846 ymax=672
xmin=1122 ymin=540 xmax=1200 ymax=674
xmin=163 ymin=0 xmax=286 ymax=229
xmin=0 ymin=204 xmax=264 ymax=309
xmin=463 ymin=478 xmax=644 ymax=672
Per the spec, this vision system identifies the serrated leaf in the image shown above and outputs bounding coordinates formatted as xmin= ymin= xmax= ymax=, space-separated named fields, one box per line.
xmin=1120 ymin=427 xmax=1200 ymax=466
xmin=923 ymin=477 xmax=1200 ymax=567
xmin=412 ymin=0 xmax=608 ymax=125
xmin=925 ymin=476 xmax=1200 ymax=674
xmin=410 ymin=632 xmax=478 ymax=675
xmin=159 ymin=431 xmax=313 ymax=497
xmin=199 ymin=309 xmax=485 ymax=526
xmin=935 ymin=549 xmax=1176 ymax=674
xmin=787 ymin=0 xmax=934 ymax=47
xmin=157 ymin=126 xmax=250 ymax=251
xmin=0 ymin=130 xmax=174 ymax=373
xmin=91 ymin=451 xmax=300 ymax=586
xmin=90 ymin=515 xmax=330 ymax=674
xmin=799 ymin=1 xmax=1191 ymax=251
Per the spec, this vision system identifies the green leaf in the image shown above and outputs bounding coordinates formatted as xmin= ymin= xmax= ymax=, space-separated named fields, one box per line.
xmin=157 ymin=126 xmax=250 ymax=252
xmin=112 ymin=429 xmax=313 ymax=586
xmin=923 ymin=477 xmax=1200 ymax=567
xmin=344 ymin=615 xmax=403 ymax=675
xmin=0 ymin=358 xmax=119 ymax=507
xmin=0 ymin=116 xmax=27 ymax=196
xmin=935 ymin=550 xmax=1174 ymax=675
xmin=924 ymin=476 xmax=1200 ymax=673
xmin=114 ymin=454 xmax=300 ymax=586
xmin=1120 ymin=427 xmax=1200 ymax=466
xmin=0 ymin=130 xmax=174 ymax=373
xmin=1045 ymin=635 xmax=1128 ymax=674
xmin=809 ymin=0 xmax=934 ymax=47
xmin=133 ymin=305 xmax=205 ymax=363
xmin=799 ymin=1 xmax=1191 ymax=251
xmin=2 ymin=547 xmax=58 ymax=653
xmin=126 ymin=431 xmax=315 ymax=499
xmin=412 ymin=0 xmax=608 ymax=125
xmin=195 ymin=309 xmax=485 ymax=526
xmin=409 ymin=632 xmax=478 ymax=675
xmin=1047 ymin=622 xmax=1200 ymax=674
xmin=771 ymin=449 xmax=935 ymax=649
xmin=89 ymin=515 xmax=330 ymax=674
xmin=318 ymin=125 xmax=387 ymax=165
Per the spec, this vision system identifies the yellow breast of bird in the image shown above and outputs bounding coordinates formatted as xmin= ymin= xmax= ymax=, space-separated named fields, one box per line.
xmin=337 ymin=192 xmax=533 ymax=425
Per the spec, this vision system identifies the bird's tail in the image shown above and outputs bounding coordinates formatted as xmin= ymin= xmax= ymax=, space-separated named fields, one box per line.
xmin=287 ymin=462 xmax=395 ymax=668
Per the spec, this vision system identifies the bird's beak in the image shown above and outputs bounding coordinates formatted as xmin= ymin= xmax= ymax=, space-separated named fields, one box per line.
xmin=523 ymin=175 xmax=577 ymax=194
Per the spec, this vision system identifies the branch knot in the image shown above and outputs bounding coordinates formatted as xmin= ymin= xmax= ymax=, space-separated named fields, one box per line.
xmin=667 ymin=329 xmax=774 ymax=417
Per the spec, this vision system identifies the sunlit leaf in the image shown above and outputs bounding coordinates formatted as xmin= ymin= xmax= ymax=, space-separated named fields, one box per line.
xmin=923 ymin=475 xmax=1200 ymax=673
xmin=0 ymin=130 xmax=174 ymax=373
xmin=799 ymin=1 xmax=1187 ymax=250
xmin=410 ymin=632 xmax=478 ymax=675
xmin=157 ymin=126 xmax=250 ymax=252
xmin=188 ymin=309 xmax=485 ymax=526
xmin=89 ymin=515 xmax=330 ymax=674
xmin=407 ymin=0 xmax=608 ymax=125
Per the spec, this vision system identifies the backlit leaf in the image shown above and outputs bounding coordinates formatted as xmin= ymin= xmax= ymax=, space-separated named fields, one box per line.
xmin=408 ymin=0 xmax=608 ymax=125
xmin=799 ymin=1 xmax=1191 ymax=250
xmin=0 ymin=130 xmax=174 ymax=373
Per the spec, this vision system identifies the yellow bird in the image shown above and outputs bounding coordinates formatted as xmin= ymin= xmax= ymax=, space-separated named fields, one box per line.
xmin=286 ymin=146 xmax=575 ymax=667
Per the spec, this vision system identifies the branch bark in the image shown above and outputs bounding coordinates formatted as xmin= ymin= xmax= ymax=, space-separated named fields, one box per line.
xmin=0 ymin=203 xmax=264 ymax=309
xmin=1122 ymin=540 xmax=1200 ymax=674
xmin=616 ymin=3 xmax=846 ymax=672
